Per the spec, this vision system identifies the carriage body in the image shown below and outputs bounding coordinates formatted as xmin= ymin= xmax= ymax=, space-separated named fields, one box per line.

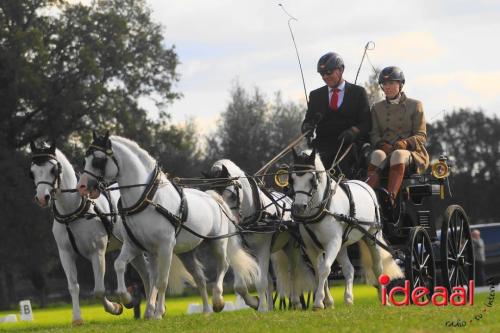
xmin=376 ymin=157 xmax=475 ymax=294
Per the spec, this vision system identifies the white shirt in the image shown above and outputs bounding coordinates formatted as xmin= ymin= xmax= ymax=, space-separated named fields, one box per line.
xmin=328 ymin=80 xmax=346 ymax=109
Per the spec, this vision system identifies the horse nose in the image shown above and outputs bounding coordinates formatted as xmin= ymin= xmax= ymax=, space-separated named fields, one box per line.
xmin=44 ymin=194 xmax=51 ymax=203
xmin=292 ymin=203 xmax=306 ymax=215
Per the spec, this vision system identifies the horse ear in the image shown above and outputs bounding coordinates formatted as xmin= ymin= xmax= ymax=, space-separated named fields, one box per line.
xmin=30 ymin=141 xmax=36 ymax=153
xmin=221 ymin=165 xmax=230 ymax=178
xmin=92 ymin=130 xmax=97 ymax=140
xmin=49 ymin=140 xmax=56 ymax=154
xmin=291 ymin=147 xmax=299 ymax=161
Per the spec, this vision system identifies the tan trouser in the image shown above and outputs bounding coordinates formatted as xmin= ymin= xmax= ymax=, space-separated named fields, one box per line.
xmin=369 ymin=149 xmax=411 ymax=167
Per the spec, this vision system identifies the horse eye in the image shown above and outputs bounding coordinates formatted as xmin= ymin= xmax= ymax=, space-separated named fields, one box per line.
xmin=29 ymin=171 xmax=34 ymax=179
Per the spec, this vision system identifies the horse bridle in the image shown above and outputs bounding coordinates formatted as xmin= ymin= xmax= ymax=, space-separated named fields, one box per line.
xmin=289 ymin=164 xmax=321 ymax=209
xmin=83 ymin=144 xmax=120 ymax=186
xmin=30 ymin=153 xmax=62 ymax=192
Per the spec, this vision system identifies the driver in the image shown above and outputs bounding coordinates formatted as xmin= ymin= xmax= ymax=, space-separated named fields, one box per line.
xmin=301 ymin=52 xmax=371 ymax=179
xmin=366 ymin=66 xmax=429 ymax=205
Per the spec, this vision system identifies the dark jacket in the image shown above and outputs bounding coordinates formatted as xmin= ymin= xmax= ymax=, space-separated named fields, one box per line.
xmin=302 ymin=81 xmax=371 ymax=149
xmin=301 ymin=81 xmax=371 ymax=177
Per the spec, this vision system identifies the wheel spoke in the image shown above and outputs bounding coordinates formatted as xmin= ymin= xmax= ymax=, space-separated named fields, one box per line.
xmin=449 ymin=265 xmax=457 ymax=284
xmin=458 ymin=267 xmax=468 ymax=286
xmin=447 ymin=238 xmax=457 ymax=260
xmin=457 ymin=239 xmax=469 ymax=258
xmin=421 ymin=254 xmax=430 ymax=268
xmin=457 ymin=217 xmax=464 ymax=252
xmin=413 ymin=247 xmax=421 ymax=266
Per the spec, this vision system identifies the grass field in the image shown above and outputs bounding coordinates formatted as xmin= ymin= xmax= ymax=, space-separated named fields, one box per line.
xmin=0 ymin=284 xmax=498 ymax=333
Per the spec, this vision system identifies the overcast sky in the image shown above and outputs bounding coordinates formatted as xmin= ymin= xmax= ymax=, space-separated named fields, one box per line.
xmin=145 ymin=0 xmax=500 ymax=132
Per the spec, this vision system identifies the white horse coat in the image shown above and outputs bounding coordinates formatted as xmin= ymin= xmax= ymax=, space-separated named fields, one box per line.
xmin=77 ymin=135 xmax=259 ymax=319
xmin=290 ymin=149 xmax=404 ymax=309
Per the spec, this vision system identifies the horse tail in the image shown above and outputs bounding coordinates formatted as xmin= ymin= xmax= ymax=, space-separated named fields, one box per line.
xmin=167 ymin=254 xmax=195 ymax=295
xmin=227 ymin=229 xmax=260 ymax=286
xmin=358 ymin=235 xmax=404 ymax=286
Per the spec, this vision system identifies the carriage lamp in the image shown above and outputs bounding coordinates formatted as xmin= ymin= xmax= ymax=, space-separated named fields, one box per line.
xmin=431 ymin=160 xmax=450 ymax=179
xmin=274 ymin=168 xmax=289 ymax=188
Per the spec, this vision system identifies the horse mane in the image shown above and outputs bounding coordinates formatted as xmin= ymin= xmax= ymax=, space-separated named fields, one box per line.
xmin=212 ymin=159 xmax=246 ymax=177
xmin=110 ymin=136 xmax=157 ymax=169
xmin=55 ymin=149 xmax=75 ymax=174
xmin=300 ymin=149 xmax=325 ymax=172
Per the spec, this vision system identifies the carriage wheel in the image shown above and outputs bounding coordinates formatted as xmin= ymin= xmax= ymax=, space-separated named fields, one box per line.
xmin=405 ymin=226 xmax=436 ymax=301
xmin=440 ymin=205 xmax=475 ymax=292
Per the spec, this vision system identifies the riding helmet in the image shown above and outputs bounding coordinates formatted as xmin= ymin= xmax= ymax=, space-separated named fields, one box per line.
xmin=317 ymin=52 xmax=344 ymax=73
xmin=378 ymin=66 xmax=405 ymax=85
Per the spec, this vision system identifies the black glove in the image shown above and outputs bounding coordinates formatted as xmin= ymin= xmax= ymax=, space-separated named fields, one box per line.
xmin=338 ymin=127 xmax=359 ymax=144
xmin=301 ymin=122 xmax=315 ymax=135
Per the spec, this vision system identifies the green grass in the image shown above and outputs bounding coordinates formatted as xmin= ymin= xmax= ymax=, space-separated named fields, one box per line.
xmin=0 ymin=285 xmax=498 ymax=333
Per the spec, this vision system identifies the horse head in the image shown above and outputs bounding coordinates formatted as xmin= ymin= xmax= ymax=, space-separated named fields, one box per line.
xmin=206 ymin=161 xmax=245 ymax=223
xmin=77 ymin=131 xmax=118 ymax=199
xmin=29 ymin=141 xmax=61 ymax=208
xmin=290 ymin=147 xmax=325 ymax=216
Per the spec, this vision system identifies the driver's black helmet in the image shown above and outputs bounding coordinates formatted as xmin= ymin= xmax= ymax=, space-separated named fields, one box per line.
xmin=378 ymin=66 xmax=405 ymax=84
xmin=317 ymin=52 xmax=344 ymax=74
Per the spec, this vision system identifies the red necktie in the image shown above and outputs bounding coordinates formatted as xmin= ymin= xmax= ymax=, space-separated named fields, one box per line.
xmin=330 ymin=88 xmax=340 ymax=111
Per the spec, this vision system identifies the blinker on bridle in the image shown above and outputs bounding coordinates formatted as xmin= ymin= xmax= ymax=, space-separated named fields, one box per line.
xmin=275 ymin=163 xmax=320 ymax=198
xmin=31 ymin=153 xmax=62 ymax=190
xmin=83 ymin=143 xmax=120 ymax=184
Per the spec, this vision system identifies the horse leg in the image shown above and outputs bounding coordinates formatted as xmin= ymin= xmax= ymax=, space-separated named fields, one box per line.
xmin=367 ymin=238 xmax=384 ymax=302
xmin=129 ymin=254 xmax=151 ymax=303
xmin=153 ymin=240 xmax=175 ymax=320
xmin=144 ymin=254 xmax=159 ymax=319
xmin=114 ymin=241 xmax=141 ymax=312
xmin=336 ymin=247 xmax=354 ymax=305
xmin=255 ymin=245 xmax=272 ymax=312
xmin=90 ymin=251 xmax=123 ymax=315
xmin=210 ymin=239 xmax=229 ymax=313
xmin=178 ymin=251 xmax=211 ymax=313
xmin=285 ymin=242 xmax=304 ymax=310
xmin=313 ymin=238 xmax=342 ymax=310
xmin=58 ymin=248 xmax=83 ymax=325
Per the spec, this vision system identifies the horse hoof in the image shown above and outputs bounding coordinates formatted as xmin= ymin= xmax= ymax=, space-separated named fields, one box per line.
xmin=312 ymin=305 xmax=324 ymax=311
xmin=344 ymin=299 xmax=354 ymax=306
xmin=113 ymin=303 xmax=124 ymax=315
xmin=123 ymin=301 xmax=134 ymax=309
xmin=213 ymin=301 xmax=225 ymax=313
xmin=72 ymin=319 xmax=84 ymax=326
xmin=248 ymin=296 xmax=259 ymax=310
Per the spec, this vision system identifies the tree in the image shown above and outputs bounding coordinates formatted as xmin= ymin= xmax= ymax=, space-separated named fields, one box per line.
xmin=364 ymin=67 xmax=383 ymax=106
xmin=0 ymin=0 xmax=187 ymax=308
xmin=206 ymin=83 xmax=305 ymax=174
xmin=0 ymin=0 xmax=180 ymax=150
xmin=427 ymin=109 xmax=500 ymax=222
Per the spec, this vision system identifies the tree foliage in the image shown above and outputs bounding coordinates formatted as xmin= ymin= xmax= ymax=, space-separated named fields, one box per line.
xmin=427 ymin=109 xmax=500 ymax=222
xmin=205 ymin=84 xmax=304 ymax=174
xmin=0 ymin=0 xmax=180 ymax=149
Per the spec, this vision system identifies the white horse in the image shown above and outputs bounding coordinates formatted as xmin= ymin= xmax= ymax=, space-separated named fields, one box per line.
xmin=289 ymin=149 xmax=404 ymax=310
xmin=208 ymin=159 xmax=315 ymax=311
xmin=77 ymin=134 xmax=259 ymax=319
xmin=29 ymin=142 xmax=149 ymax=324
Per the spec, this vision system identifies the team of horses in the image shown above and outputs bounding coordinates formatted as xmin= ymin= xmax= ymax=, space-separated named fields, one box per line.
xmin=28 ymin=132 xmax=403 ymax=324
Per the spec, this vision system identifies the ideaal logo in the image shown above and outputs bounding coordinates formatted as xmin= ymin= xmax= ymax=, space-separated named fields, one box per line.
xmin=378 ymin=274 xmax=496 ymax=327
xmin=378 ymin=274 xmax=474 ymax=306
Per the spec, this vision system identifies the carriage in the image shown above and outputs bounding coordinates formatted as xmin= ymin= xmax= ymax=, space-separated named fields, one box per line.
xmin=375 ymin=155 xmax=475 ymax=294
xmin=272 ymin=153 xmax=475 ymax=298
